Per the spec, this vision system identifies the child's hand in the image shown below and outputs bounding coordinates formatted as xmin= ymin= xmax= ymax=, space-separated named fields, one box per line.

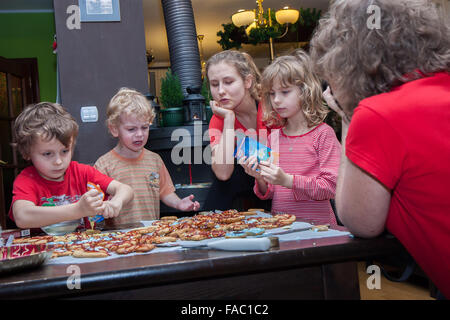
xmin=239 ymin=156 xmax=263 ymax=179
xmin=102 ymin=199 xmax=123 ymax=219
xmin=77 ymin=189 xmax=105 ymax=217
xmin=259 ymin=161 xmax=293 ymax=188
xmin=177 ymin=194 xmax=200 ymax=212
xmin=210 ymin=100 xmax=235 ymax=120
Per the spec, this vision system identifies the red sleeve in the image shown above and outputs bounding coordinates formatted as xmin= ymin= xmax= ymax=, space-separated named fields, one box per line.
xmin=253 ymin=180 xmax=274 ymax=200
xmin=9 ymin=169 xmax=40 ymax=220
xmin=82 ymin=164 xmax=114 ymax=195
xmin=256 ymin=101 xmax=266 ymax=131
xmin=346 ymin=106 xmax=407 ymax=190
xmin=256 ymin=101 xmax=271 ymax=145
xmin=208 ymin=114 xmax=224 ymax=147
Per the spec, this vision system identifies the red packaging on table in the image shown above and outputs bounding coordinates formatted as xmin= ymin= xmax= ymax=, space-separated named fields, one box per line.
xmin=1 ymin=229 xmax=30 ymax=243
xmin=1 ymin=244 xmax=48 ymax=260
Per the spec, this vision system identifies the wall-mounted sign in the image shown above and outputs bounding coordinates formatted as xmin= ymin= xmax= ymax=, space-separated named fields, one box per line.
xmin=79 ymin=0 xmax=121 ymax=22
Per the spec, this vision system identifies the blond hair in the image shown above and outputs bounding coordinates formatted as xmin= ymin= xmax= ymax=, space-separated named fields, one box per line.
xmin=14 ymin=102 xmax=79 ymax=159
xmin=310 ymin=0 xmax=450 ymax=116
xmin=106 ymin=87 xmax=155 ymax=131
xmin=205 ymin=50 xmax=261 ymax=101
xmin=262 ymin=49 xmax=328 ymax=128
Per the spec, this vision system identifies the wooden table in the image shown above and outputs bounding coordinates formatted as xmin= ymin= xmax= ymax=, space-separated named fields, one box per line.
xmin=0 ymin=232 xmax=404 ymax=300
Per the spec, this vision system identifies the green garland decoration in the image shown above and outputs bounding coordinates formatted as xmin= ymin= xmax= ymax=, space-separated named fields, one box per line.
xmin=217 ymin=8 xmax=321 ymax=50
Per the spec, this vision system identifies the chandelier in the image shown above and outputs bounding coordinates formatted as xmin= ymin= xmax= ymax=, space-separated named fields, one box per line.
xmin=231 ymin=0 xmax=299 ymax=60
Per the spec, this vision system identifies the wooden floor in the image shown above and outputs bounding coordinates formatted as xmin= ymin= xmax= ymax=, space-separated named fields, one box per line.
xmin=357 ymin=262 xmax=435 ymax=300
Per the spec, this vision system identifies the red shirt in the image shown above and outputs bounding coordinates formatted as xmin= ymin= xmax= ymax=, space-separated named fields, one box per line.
xmin=346 ymin=72 xmax=450 ymax=298
xmin=9 ymin=161 xmax=113 ymax=221
xmin=208 ymin=101 xmax=269 ymax=146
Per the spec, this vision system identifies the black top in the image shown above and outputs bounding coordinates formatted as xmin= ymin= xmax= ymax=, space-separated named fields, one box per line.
xmin=203 ymin=159 xmax=270 ymax=211
xmin=203 ymin=101 xmax=270 ymax=211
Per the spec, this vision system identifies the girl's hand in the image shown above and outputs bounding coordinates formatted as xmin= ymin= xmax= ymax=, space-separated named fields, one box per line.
xmin=239 ymin=156 xmax=263 ymax=179
xmin=259 ymin=161 xmax=293 ymax=188
xmin=210 ymin=100 xmax=235 ymax=120
xmin=77 ymin=189 xmax=105 ymax=217
xmin=177 ymin=195 xmax=200 ymax=212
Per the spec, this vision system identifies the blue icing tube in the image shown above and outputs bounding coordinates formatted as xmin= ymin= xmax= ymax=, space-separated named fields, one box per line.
xmin=245 ymin=228 xmax=265 ymax=236
xmin=94 ymin=215 xmax=104 ymax=223
xmin=225 ymin=231 xmax=247 ymax=238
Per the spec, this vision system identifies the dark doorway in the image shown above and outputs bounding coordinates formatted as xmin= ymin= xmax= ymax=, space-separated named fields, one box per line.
xmin=0 ymin=56 xmax=40 ymax=229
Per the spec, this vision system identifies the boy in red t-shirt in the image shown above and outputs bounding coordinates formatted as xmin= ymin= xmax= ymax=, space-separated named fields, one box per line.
xmin=9 ymin=102 xmax=133 ymax=229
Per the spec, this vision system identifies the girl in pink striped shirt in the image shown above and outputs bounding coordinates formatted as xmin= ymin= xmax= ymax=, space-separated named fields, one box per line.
xmin=240 ymin=50 xmax=341 ymax=225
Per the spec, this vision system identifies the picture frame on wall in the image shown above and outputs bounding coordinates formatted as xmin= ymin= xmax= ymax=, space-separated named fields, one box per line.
xmin=79 ymin=0 xmax=121 ymax=22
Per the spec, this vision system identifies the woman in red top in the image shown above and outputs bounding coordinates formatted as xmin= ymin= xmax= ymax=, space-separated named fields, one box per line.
xmin=204 ymin=50 xmax=270 ymax=211
xmin=310 ymin=0 xmax=450 ymax=299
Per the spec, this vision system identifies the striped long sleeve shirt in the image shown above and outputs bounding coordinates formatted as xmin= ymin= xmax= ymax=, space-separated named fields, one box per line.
xmin=254 ymin=123 xmax=341 ymax=225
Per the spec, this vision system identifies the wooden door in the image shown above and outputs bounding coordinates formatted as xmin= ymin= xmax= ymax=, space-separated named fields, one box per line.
xmin=0 ymin=56 xmax=40 ymax=229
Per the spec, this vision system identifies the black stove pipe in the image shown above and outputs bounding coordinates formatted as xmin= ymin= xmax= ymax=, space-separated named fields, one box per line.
xmin=161 ymin=0 xmax=202 ymax=96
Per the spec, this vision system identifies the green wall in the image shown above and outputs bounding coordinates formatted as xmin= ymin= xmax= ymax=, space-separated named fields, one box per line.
xmin=0 ymin=12 xmax=57 ymax=102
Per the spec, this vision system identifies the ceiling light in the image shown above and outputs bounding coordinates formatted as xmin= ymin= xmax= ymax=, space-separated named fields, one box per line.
xmin=275 ymin=7 xmax=300 ymax=25
xmin=231 ymin=9 xmax=255 ymax=27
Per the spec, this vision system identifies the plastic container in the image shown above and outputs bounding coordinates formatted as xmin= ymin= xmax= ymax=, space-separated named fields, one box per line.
xmin=160 ymin=107 xmax=184 ymax=127
xmin=41 ymin=219 xmax=81 ymax=236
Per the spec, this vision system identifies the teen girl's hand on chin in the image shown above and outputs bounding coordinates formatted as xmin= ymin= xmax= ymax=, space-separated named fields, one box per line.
xmin=210 ymin=100 xmax=235 ymax=120
xmin=259 ymin=161 xmax=293 ymax=189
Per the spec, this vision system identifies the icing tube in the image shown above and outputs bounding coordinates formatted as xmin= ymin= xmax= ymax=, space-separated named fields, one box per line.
xmin=206 ymin=237 xmax=276 ymax=251
xmin=84 ymin=182 xmax=105 ymax=229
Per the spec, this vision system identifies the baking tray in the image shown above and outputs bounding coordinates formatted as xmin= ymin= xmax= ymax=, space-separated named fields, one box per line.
xmin=0 ymin=251 xmax=52 ymax=275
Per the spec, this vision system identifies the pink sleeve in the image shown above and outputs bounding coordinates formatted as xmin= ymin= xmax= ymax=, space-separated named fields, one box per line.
xmin=254 ymin=131 xmax=275 ymax=199
xmin=253 ymin=179 xmax=274 ymax=200
xmin=292 ymin=126 xmax=341 ymax=201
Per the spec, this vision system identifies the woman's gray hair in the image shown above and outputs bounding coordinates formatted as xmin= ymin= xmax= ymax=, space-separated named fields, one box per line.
xmin=310 ymin=0 xmax=450 ymax=116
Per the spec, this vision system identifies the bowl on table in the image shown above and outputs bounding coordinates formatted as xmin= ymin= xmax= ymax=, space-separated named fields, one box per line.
xmin=41 ymin=219 xmax=81 ymax=236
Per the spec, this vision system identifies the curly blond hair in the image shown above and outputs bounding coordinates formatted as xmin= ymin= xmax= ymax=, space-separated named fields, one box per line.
xmin=14 ymin=102 xmax=79 ymax=159
xmin=106 ymin=87 xmax=155 ymax=131
xmin=310 ymin=0 xmax=450 ymax=117
xmin=205 ymin=50 xmax=261 ymax=101
xmin=261 ymin=49 xmax=328 ymax=128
